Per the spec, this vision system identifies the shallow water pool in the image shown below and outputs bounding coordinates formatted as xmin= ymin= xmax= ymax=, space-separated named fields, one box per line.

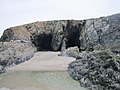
xmin=0 ymin=71 xmax=86 ymax=90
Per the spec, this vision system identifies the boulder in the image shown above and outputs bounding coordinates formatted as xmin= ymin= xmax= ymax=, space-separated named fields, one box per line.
xmin=59 ymin=46 xmax=80 ymax=58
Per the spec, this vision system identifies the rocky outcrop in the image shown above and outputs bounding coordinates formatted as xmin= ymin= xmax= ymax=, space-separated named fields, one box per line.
xmin=80 ymin=14 xmax=120 ymax=51
xmin=1 ymin=13 xmax=120 ymax=52
xmin=0 ymin=13 xmax=120 ymax=73
xmin=59 ymin=46 xmax=80 ymax=58
xmin=0 ymin=21 xmax=67 ymax=51
xmin=68 ymin=50 xmax=120 ymax=90
xmin=0 ymin=40 xmax=37 ymax=73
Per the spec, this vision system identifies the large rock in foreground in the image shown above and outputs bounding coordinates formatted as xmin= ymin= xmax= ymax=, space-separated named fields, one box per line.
xmin=68 ymin=50 xmax=120 ymax=90
xmin=0 ymin=40 xmax=37 ymax=73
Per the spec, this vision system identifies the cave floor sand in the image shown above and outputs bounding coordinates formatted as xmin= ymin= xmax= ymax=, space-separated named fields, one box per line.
xmin=7 ymin=51 xmax=76 ymax=72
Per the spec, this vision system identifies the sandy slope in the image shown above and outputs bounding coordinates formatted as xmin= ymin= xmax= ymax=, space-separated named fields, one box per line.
xmin=7 ymin=51 xmax=75 ymax=72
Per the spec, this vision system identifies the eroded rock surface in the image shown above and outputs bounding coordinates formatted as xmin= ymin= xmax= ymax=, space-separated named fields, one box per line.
xmin=0 ymin=41 xmax=37 ymax=72
xmin=0 ymin=13 xmax=120 ymax=75
xmin=68 ymin=50 xmax=120 ymax=90
xmin=59 ymin=46 xmax=80 ymax=58
xmin=1 ymin=14 xmax=120 ymax=51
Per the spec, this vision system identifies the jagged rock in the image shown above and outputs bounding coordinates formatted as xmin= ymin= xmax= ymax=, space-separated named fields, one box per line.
xmin=61 ymin=38 xmax=67 ymax=52
xmin=0 ymin=41 xmax=37 ymax=70
xmin=0 ymin=65 xmax=5 ymax=73
xmin=0 ymin=13 xmax=120 ymax=74
xmin=51 ymin=30 xmax=63 ymax=51
xmin=1 ymin=21 xmax=67 ymax=51
xmin=0 ymin=26 xmax=31 ymax=42
xmin=80 ymin=14 xmax=120 ymax=51
xmin=68 ymin=50 xmax=120 ymax=90
xmin=1 ymin=14 xmax=120 ymax=51
xmin=59 ymin=46 xmax=79 ymax=58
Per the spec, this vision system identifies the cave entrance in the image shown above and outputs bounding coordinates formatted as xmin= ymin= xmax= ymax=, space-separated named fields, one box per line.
xmin=64 ymin=21 xmax=80 ymax=49
xmin=66 ymin=28 xmax=80 ymax=48
xmin=32 ymin=33 xmax=53 ymax=51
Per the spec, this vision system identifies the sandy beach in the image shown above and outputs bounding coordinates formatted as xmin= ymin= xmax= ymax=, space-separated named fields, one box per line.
xmin=7 ymin=51 xmax=76 ymax=72
xmin=0 ymin=52 xmax=87 ymax=90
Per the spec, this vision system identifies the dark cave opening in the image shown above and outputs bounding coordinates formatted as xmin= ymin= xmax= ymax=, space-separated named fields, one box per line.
xmin=64 ymin=21 xmax=80 ymax=49
xmin=32 ymin=33 xmax=53 ymax=51
xmin=66 ymin=26 xmax=80 ymax=48
xmin=31 ymin=21 xmax=82 ymax=51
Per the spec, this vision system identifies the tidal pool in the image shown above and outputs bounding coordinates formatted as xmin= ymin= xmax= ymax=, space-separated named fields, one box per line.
xmin=0 ymin=71 xmax=86 ymax=90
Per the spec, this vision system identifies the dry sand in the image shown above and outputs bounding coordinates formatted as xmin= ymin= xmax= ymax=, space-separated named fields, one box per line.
xmin=7 ymin=51 xmax=76 ymax=72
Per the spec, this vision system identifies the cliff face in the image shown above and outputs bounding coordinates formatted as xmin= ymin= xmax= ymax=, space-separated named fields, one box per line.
xmin=0 ymin=41 xmax=37 ymax=73
xmin=0 ymin=13 xmax=120 ymax=73
xmin=1 ymin=13 xmax=120 ymax=52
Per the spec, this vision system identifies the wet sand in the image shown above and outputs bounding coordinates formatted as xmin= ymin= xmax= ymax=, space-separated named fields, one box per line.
xmin=0 ymin=71 xmax=86 ymax=90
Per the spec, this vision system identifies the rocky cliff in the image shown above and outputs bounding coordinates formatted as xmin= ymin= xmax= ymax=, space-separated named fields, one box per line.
xmin=1 ymin=13 xmax=120 ymax=52
xmin=0 ymin=41 xmax=36 ymax=73
xmin=0 ymin=13 xmax=120 ymax=73
xmin=0 ymin=13 xmax=120 ymax=89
